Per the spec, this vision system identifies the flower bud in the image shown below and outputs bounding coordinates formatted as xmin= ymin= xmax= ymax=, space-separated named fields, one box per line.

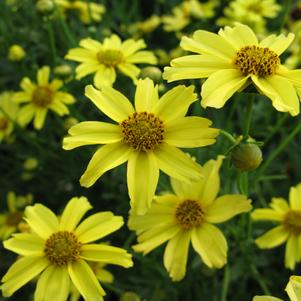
xmin=54 ymin=64 xmax=73 ymax=78
xmin=36 ymin=0 xmax=54 ymax=14
xmin=23 ymin=158 xmax=39 ymax=171
xmin=64 ymin=117 xmax=78 ymax=130
xmin=231 ymin=143 xmax=262 ymax=172
xmin=8 ymin=45 xmax=26 ymax=62
xmin=139 ymin=66 xmax=162 ymax=83
xmin=119 ymin=292 xmax=141 ymax=301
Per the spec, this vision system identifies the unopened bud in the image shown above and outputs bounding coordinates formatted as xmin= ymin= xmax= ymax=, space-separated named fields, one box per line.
xmin=54 ymin=64 xmax=73 ymax=78
xmin=8 ymin=45 xmax=26 ymax=62
xmin=119 ymin=292 xmax=141 ymax=301
xmin=36 ymin=0 xmax=54 ymax=14
xmin=139 ymin=66 xmax=162 ymax=83
xmin=23 ymin=158 xmax=39 ymax=171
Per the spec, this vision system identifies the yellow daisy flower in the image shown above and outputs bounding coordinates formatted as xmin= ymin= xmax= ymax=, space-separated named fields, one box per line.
xmin=128 ymin=156 xmax=252 ymax=281
xmin=63 ymin=78 xmax=219 ymax=215
xmin=163 ymin=23 xmax=301 ymax=116
xmin=1 ymin=196 xmax=133 ymax=300
xmin=0 ymin=92 xmax=19 ymax=142
xmin=65 ymin=35 xmax=157 ymax=88
xmin=252 ymin=183 xmax=301 ymax=270
xmin=14 ymin=66 xmax=75 ymax=130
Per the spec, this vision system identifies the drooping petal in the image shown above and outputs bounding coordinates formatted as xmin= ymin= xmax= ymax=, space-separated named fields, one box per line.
xmin=17 ymin=104 xmax=35 ymax=126
xmin=127 ymin=151 xmax=159 ymax=215
xmin=25 ymin=204 xmax=59 ymax=239
xmin=117 ymin=63 xmax=140 ymax=83
xmin=75 ymin=62 xmax=100 ymax=79
xmin=34 ymin=266 xmax=70 ymax=301
xmin=191 ymin=223 xmax=227 ymax=268
xmin=165 ymin=116 xmax=219 ymax=148
xmin=285 ymin=235 xmax=300 ymax=270
xmin=251 ymin=75 xmax=299 ymax=116
xmin=80 ymin=244 xmax=133 ymax=268
xmin=85 ymin=85 xmax=134 ymax=122
xmin=201 ymin=69 xmax=249 ymax=109
xmin=80 ymin=142 xmax=131 ymax=188
xmin=289 ymin=184 xmax=301 ymax=211
xmin=3 ymin=233 xmax=44 ymax=256
xmin=153 ymin=85 xmax=197 ymax=123
xmin=163 ymin=230 xmax=191 ymax=281
xmin=49 ymin=100 xmax=69 ymax=116
xmin=68 ymin=259 xmax=105 ymax=301
xmin=1 ymin=256 xmax=48 ymax=297
xmin=259 ymin=33 xmax=295 ymax=55
xmin=63 ymin=122 xmax=123 ymax=150
xmin=154 ymin=143 xmax=202 ymax=183
xmin=75 ymin=212 xmax=123 ymax=243
xmin=37 ymin=66 xmax=50 ymax=86
xmin=33 ymin=108 xmax=47 ymax=130
xmin=94 ymin=66 xmax=116 ymax=88
xmin=134 ymin=78 xmax=159 ymax=112
xmin=59 ymin=196 xmax=92 ymax=231
xmin=205 ymin=195 xmax=252 ymax=223
xmin=255 ymin=226 xmax=289 ymax=249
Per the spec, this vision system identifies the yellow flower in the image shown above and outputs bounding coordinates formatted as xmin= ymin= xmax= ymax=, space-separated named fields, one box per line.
xmin=252 ymin=183 xmax=301 ymax=270
xmin=8 ymin=44 xmax=26 ymax=62
xmin=55 ymin=0 xmax=105 ymax=24
xmin=128 ymin=156 xmax=252 ymax=281
xmin=14 ymin=66 xmax=75 ymax=130
xmin=163 ymin=23 xmax=301 ymax=116
xmin=0 ymin=191 xmax=32 ymax=240
xmin=1 ymin=196 xmax=133 ymax=300
xmin=0 ymin=92 xmax=19 ymax=142
xmin=63 ymin=78 xmax=219 ymax=215
xmin=65 ymin=35 xmax=157 ymax=88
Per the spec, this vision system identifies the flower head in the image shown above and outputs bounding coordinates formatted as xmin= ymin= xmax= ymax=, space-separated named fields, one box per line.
xmin=163 ymin=23 xmax=301 ymax=116
xmin=128 ymin=156 xmax=252 ymax=281
xmin=1 ymin=197 xmax=132 ymax=300
xmin=63 ymin=78 xmax=219 ymax=215
xmin=65 ymin=35 xmax=157 ymax=88
xmin=252 ymin=183 xmax=301 ymax=270
xmin=13 ymin=66 xmax=75 ymax=130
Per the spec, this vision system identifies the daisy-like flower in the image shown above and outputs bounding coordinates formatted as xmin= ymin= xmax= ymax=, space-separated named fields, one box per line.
xmin=63 ymin=78 xmax=219 ymax=215
xmin=1 ymin=196 xmax=133 ymax=301
xmin=253 ymin=275 xmax=301 ymax=301
xmin=65 ymin=35 xmax=157 ymax=88
xmin=14 ymin=66 xmax=75 ymax=130
xmin=128 ymin=156 xmax=252 ymax=281
xmin=252 ymin=183 xmax=301 ymax=270
xmin=163 ymin=23 xmax=301 ymax=116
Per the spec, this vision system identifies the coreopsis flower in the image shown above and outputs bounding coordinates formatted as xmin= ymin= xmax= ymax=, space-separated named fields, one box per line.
xmin=55 ymin=0 xmax=105 ymax=24
xmin=0 ymin=92 xmax=19 ymax=142
xmin=252 ymin=183 xmax=301 ymax=270
xmin=1 ymin=197 xmax=133 ymax=300
xmin=65 ymin=35 xmax=157 ymax=88
xmin=63 ymin=78 xmax=219 ymax=215
xmin=14 ymin=66 xmax=75 ymax=130
xmin=128 ymin=156 xmax=252 ymax=281
xmin=253 ymin=275 xmax=301 ymax=301
xmin=7 ymin=44 xmax=26 ymax=62
xmin=163 ymin=23 xmax=301 ymax=116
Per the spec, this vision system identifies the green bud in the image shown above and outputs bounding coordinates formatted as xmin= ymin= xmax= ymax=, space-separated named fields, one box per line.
xmin=139 ymin=66 xmax=162 ymax=83
xmin=231 ymin=143 xmax=262 ymax=172
xmin=36 ymin=0 xmax=54 ymax=14
xmin=119 ymin=292 xmax=141 ymax=301
xmin=54 ymin=64 xmax=73 ymax=78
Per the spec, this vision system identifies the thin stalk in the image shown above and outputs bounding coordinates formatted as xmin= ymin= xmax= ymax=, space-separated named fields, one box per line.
xmin=46 ymin=18 xmax=57 ymax=65
xmin=243 ymin=94 xmax=255 ymax=140
xmin=278 ymin=0 xmax=292 ymax=33
xmin=220 ymin=130 xmax=236 ymax=144
xmin=264 ymin=114 xmax=288 ymax=144
xmin=220 ymin=265 xmax=230 ymax=301
xmin=250 ymin=264 xmax=271 ymax=295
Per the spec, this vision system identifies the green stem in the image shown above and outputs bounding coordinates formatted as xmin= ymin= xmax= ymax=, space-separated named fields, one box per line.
xmin=243 ymin=94 xmax=255 ymax=140
xmin=250 ymin=264 xmax=271 ymax=295
xmin=257 ymin=119 xmax=301 ymax=178
xmin=220 ymin=265 xmax=230 ymax=301
xmin=264 ymin=114 xmax=289 ymax=144
xmin=46 ymin=18 xmax=57 ymax=65
xmin=278 ymin=0 xmax=292 ymax=33
xmin=220 ymin=130 xmax=236 ymax=144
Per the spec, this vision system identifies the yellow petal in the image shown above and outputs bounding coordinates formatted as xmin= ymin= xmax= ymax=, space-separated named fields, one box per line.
xmin=80 ymin=244 xmax=133 ymax=268
xmin=20 ymin=77 xmax=36 ymax=93
xmin=34 ymin=266 xmax=70 ymax=301
xmin=63 ymin=121 xmax=122 ymax=150
xmin=18 ymin=104 xmax=35 ymax=126
xmin=134 ymin=78 xmax=159 ymax=112
xmin=117 ymin=62 xmax=140 ymax=83
xmin=165 ymin=116 xmax=219 ymax=148
xmin=285 ymin=235 xmax=300 ymax=270
xmin=253 ymin=296 xmax=283 ymax=301
xmin=255 ymin=226 xmax=289 ymax=249
xmin=201 ymin=69 xmax=249 ymax=109
xmin=251 ymin=209 xmax=285 ymax=222
xmin=251 ymin=75 xmax=300 ymax=116
xmin=49 ymin=100 xmax=69 ymax=116
xmin=205 ymin=195 xmax=252 ymax=223
xmin=80 ymin=142 xmax=131 ymax=188
xmin=85 ymin=85 xmax=135 ymax=123
xmin=94 ymin=66 xmax=116 ymax=88
xmin=154 ymin=85 xmax=196 ymax=122
xmin=1 ymin=256 xmax=48 ymax=297
xmin=75 ymin=62 xmax=100 ymax=79
xmin=154 ymin=143 xmax=202 ymax=183
xmin=68 ymin=259 xmax=105 ymax=301
xmin=25 ymin=203 xmax=59 ymax=239
xmin=270 ymin=198 xmax=290 ymax=213
xmin=79 ymin=38 xmax=102 ymax=51
xmin=75 ymin=212 xmax=123 ymax=243
xmin=127 ymin=151 xmax=159 ymax=215
xmin=33 ymin=108 xmax=47 ymax=130
xmin=126 ymin=51 xmax=157 ymax=64
xmin=163 ymin=230 xmax=191 ymax=281
xmin=170 ymin=177 xmax=202 ymax=200
xmin=65 ymin=48 xmax=97 ymax=63
xmin=13 ymin=91 xmax=31 ymax=103
xmin=3 ymin=233 xmax=44 ymax=256
xmin=289 ymin=184 xmax=301 ymax=211
xmin=37 ymin=66 xmax=50 ymax=86
xmin=54 ymin=91 xmax=75 ymax=104
xmin=285 ymin=275 xmax=301 ymax=301
xmin=191 ymin=223 xmax=227 ymax=268
xmin=121 ymin=38 xmax=146 ymax=56
xmin=259 ymin=33 xmax=295 ymax=55
xmin=59 ymin=196 xmax=92 ymax=231
xmin=49 ymin=79 xmax=63 ymax=91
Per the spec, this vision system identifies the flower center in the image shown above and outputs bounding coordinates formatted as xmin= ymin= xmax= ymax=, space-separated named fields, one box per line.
xmin=175 ymin=200 xmax=204 ymax=230
xmin=0 ymin=117 xmax=8 ymax=131
xmin=5 ymin=211 xmax=23 ymax=226
xmin=283 ymin=210 xmax=301 ymax=235
xmin=32 ymin=86 xmax=54 ymax=107
xmin=44 ymin=231 xmax=82 ymax=266
xmin=120 ymin=112 xmax=165 ymax=151
xmin=97 ymin=49 xmax=124 ymax=67
xmin=234 ymin=45 xmax=280 ymax=77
